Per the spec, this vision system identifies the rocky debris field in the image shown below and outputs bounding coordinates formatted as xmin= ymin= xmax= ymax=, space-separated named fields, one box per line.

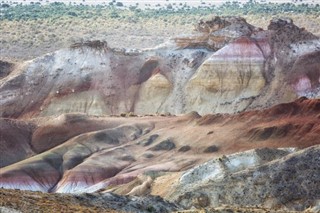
xmin=0 ymin=188 xmax=179 ymax=213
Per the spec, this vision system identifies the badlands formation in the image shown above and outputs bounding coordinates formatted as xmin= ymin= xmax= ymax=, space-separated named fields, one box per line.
xmin=0 ymin=17 xmax=320 ymax=212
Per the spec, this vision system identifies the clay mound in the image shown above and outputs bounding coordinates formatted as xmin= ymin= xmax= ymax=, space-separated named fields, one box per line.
xmin=263 ymin=97 xmax=320 ymax=117
xmin=0 ymin=114 xmax=133 ymax=168
xmin=196 ymin=114 xmax=226 ymax=125
xmin=1 ymin=98 xmax=319 ymax=194
xmin=0 ymin=118 xmax=35 ymax=167
xmin=248 ymin=123 xmax=308 ymax=141
xmin=0 ymin=121 xmax=153 ymax=192
xmin=244 ymin=98 xmax=320 ymax=145
xmin=31 ymin=113 xmax=124 ymax=153
xmin=1 ymin=17 xmax=320 ymax=117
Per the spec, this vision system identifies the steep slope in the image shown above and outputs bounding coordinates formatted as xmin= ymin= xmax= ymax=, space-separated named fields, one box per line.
xmin=0 ymin=17 xmax=319 ymax=117
xmin=0 ymin=119 xmax=35 ymax=167
xmin=0 ymin=46 xmax=210 ymax=117
xmin=185 ymin=35 xmax=270 ymax=113
xmin=248 ymin=18 xmax=320 ymax=110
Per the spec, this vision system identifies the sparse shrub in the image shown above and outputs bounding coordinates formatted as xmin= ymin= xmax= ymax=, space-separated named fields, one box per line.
xmin=110 ymin=11 xmax=119 ymax=18
xmin=128 ymin=112 xmax=136 ymax=117
xmin=146 ymin=205 xmax=156 ymax=212
xmin=116 ymin=2 xmax=123 ymax=7
xmin=207 ymin=131 xmax=214 ymax=135
xmin=178 ymin=145 xmax=191 ymax=152
xmin=151 ymin=139 xmax=175 ymax=151
xmin=203 ymin=145 xmax=219 ymax=153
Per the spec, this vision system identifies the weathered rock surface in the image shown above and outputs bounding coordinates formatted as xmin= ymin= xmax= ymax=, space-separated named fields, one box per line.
xmin=1 ymin=16 xmax=320 ymax=212
xmin=0 ymin=119 xmax=35 ymax=167
xmin=169 ymin=145 xmax=320 ymax=211
xmin=0 ymin=17 xmax=319 ymax=117
xmin=178 ymin=147 xmax=297 ymax=186
xmin=175 ymin=16 xmax=258 ymax=50
xmin=0 ymin=98 xmax=319 ymax=197
xmin=290 ymin=51 xmax=320 ymax=97
xmin=0 ymin=188 xmax=179 ymax=213
xmin=248 ymin=18 xmax=320 ymax=110
xmin=0 ymin=46 xmax=209 ymax=117
xmin=185 ymin=36 xmax=269 ymax=113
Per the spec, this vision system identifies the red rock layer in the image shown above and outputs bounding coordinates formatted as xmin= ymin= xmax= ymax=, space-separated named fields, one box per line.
xmin=0 ymin=98 xmax=319 ymax=193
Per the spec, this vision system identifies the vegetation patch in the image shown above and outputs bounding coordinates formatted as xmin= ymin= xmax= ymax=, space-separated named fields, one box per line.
xmin=150 ymin=138 xmax=176 ymax=151
xmin=203 ymin=145 xmax=219 ymax=153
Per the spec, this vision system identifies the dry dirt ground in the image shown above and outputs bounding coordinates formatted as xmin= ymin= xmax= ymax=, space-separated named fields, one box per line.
xmin=0 ymin=188 xmax=313 ymax=213
xmin=1 ymin=13 xmax=319 ymax=62
xmin=0 ymin=189 xmax=118 ymax=213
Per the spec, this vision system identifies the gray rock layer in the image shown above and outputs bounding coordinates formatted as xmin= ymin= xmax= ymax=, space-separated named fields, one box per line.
xmin=170 ymin=145 xmax=320 ymax=211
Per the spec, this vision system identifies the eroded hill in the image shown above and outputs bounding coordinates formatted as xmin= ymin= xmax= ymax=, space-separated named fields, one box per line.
xmin=1 ymin=17 xmax=319 ymax=118
xmin=1 ymin=16 xmax=320 ymax=213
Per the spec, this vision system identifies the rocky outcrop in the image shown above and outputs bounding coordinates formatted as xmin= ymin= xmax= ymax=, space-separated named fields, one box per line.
xmin=0 ymin=188 xmax=180 ymax=213
xmin=175 ymin=16 xmax=258 ymax=50
xmin=290 ymin=51 xmax=320 ymax=97
xmin=185 ymin=36 xmax=269 ymax=113
xmin=169 ymin=145 xmax=320 ymax=211
xmin=0 ymin=47 xmax=209 ymax=117
xmin=0 ymin=17 xmax=319 ymax=117
xmin=178 ymin=147 xmax=296 ymax=186
xmin=135 ymin=73 xmax=172 ymax=114
xmin=248 ymin=18 xmax=320 ymax=110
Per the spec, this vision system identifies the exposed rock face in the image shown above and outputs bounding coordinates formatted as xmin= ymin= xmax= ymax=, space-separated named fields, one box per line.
xmin=0 ymin=47 xmax=210 ymax=117
xmin=169 ymin=145 xmax=320 ymax=211
xmin=185 ymin=36 xmax=269 ymax=113
xmin=135 ymin=73 xmax=172 ymax=114
xmin=175 ymin=16 xmax=258 ymax=50
xmin=0 ymin=188 xmax=180 ymax=213
xmin=290 ymin=51 xmax=320 ymax=97
xmin=1 ymin=15 xmax=320 ymax=213
xmin=178 ymin=147 xmax=296 ymax=186
xmin=0 ymin=17 xmax=319 ymax=117
xmin=249 ymin=18 xmax=320 ymax=110
xmin=0 ymin=98 xmax=319 ymax=195
xmin=0 ymin=121 xmax=153 ymax=193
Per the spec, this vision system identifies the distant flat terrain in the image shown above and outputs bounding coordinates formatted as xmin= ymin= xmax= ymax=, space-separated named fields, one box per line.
xmin=8 ymin=0 xmax=320 ymax=7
